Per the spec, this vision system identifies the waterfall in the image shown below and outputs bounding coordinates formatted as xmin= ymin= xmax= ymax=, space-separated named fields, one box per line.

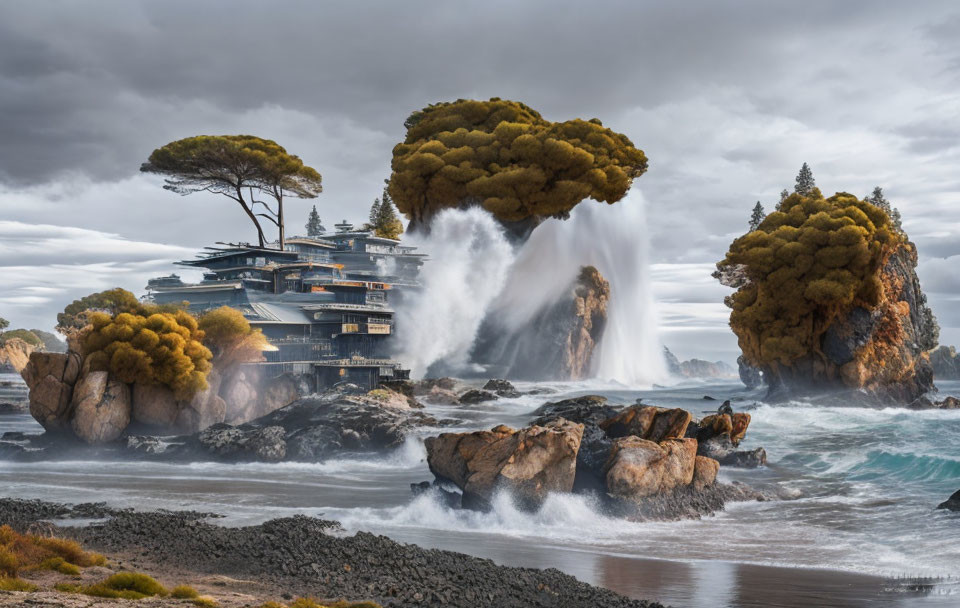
xmin=392 ymin=207 xmax=515 ymax=378
xmin=480 ymin=190 xmax=667 ymax=385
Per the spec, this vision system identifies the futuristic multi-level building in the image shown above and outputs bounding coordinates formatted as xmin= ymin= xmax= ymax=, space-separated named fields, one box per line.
xmin=145 ymin=221 xmax=425 ymax=389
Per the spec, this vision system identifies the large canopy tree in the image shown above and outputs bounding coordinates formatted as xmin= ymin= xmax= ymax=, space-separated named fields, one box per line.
xmin=388 ymin=98 xmax=648 ymax=236
xmin=141 ymin=135 xmax=322 ymax=249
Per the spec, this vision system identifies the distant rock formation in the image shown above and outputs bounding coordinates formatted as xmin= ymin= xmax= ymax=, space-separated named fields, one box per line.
xmin=664 ymin=347 xmax=736 ymax=379
xmin=20 ymin=349 xmax=302 ymax=444
xmin=930 ymin=345 xmax=960 ymax=380
xmin=471 ymin=265 xmax=609 ymax=380
xmin=0 ymin=338 xmax=38 ymax=374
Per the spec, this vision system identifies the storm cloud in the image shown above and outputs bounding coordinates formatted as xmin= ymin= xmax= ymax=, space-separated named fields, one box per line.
xmin=1 ymin=0 xmax=959 ymax=358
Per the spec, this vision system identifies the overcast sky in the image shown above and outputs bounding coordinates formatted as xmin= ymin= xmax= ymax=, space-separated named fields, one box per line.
xmin=1 ymin=0 xmax=959 ymax=362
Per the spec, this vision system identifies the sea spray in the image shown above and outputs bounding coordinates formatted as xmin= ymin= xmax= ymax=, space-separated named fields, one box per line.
xmin=482 ymin=190 xmax=667 ymax=385
xmin=392 ymin=207 xmax=515 ymax=377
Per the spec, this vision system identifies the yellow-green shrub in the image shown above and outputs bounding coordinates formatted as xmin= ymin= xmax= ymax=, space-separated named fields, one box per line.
xmin=198 ymin=306 xmax=268 ymax=368
xmin=171 ymin=584 xmax=200 ymax=598
xmin=0 ymin=524 xmax=104 ymax=578
xmin=77 ymin=572 xmax=167 ymax=599
xmin=716 ymin=190 xmax=899 ymax=368
xmin=0 ymin=577 xmax=37 ymax=592
xmin=390 ymin=98 xmax=647 ymax=224
xmin=83 ymin=310 xmax=212 ymax=400
xmin=38 ymin=556 xmax=81 ymax=575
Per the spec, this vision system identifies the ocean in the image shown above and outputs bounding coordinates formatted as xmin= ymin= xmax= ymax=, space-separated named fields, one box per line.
xmin=1 ymin=372 xmax=958 ymax=607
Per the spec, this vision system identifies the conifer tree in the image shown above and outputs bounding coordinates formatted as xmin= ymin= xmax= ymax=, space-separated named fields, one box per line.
xmin=749 ymin=201 xmax=766 ymax=231
xmin=368 ymin=197 xmax=383 ymax=227
xmin=305 ymin=205 xmax=325 ymax=236
xmin=794 ymin=162 xmax=816 ymax=196
xmin=776 ymin=189 xmax=789 ymax=211
xmin=866 ymin=186 xmax=902 ymax=231
xmin=370 ymin=186 xmax=404 ymax=240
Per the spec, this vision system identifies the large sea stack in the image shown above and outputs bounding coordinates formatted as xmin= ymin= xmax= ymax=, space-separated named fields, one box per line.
xmin=716 ymin=188 xmax=938 ymax=405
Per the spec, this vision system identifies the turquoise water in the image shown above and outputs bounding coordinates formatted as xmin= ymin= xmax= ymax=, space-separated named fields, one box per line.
xmin=1 ymin=374 xmax=958 ymax=606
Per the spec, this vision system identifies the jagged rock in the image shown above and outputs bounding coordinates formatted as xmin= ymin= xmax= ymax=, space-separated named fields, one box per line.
xmin=421 ymin=386 xmax=460 ymax=405
xmin=663 ymin=347 xmax=736 ymax=379
xmin=692 ymin=456 xmax=719 ymax=490
xmin=70 ymin=373 xmax=131 ymax=444
xmin=197 ymin=424 xmax=287 ymax=461
xmin=22 ymin=351 xmax=81 ymax=431
xmin=689 ymin=404 xmax=765 ymax=468
xmin=530 ymin=395 xmax=620 ymax=489
xmin=611 ymin=481 xmax=767 ymax=521
xmin=664 ymin=346 xmax=681 ymax=375
xmin=603 ymin=437 xmax=698 ymax=499
xmin=699 ymin=435 xmax=767 ymax=468
xmin=410 ymin=480 xmax=462 ymax=509
xmin=930 ymin=345 xmax=960 ymax=380
xmin=378 ymin=380 xmax=421 ymax=407
xmin=482 ymin=379 xmax=521 ymax=398
xmin=738 ymin=355 xmax=763 ymax=389
xmin=470 ymin=265 xmax=609 ymax=381
xmin=937 ymin=489 xmax=960 ymax=511
xmin=253 ymin=395 xmax=444 ymax=461
xmin=125 ymin=435 xmax=166 ymax=455
xmin=131 ymin=382 xmax=179 ymax=428
xmin=601 ymin=405 xmax=692 ymax=443
xmin=174 ymin=369 xmax=225 ymax=433
xmin=458 ymin=389 xmax=498 ymax=404
xmin=351 ymin=386 xmax=421 ymax=410
xmin=424 ymin=418 xmax=584 ymax=510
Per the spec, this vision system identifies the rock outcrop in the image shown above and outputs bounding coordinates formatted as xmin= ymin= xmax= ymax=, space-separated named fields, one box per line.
xmin=938 ymin=489 xmax=960 ymax=511
xmin=425 ymin=418 xmax=584 ymax=509
xmin=425 ymin=397 xmax=765 ymax=518
xmin=663 ymin=347 xmax=737 ymax=379
xmin=930 ymin=345 xmax=960 ymax=380
xmin=470 ymin=265 xmax=609 ymax=380
xmin=0 ymin=338 xmax=37 ymax=374
xmin=737 ymin=355 xmax=764 ymax=389
xmin=70 ymin=372 xmax=131 ymax=444
xmin=21 ymin=351 xmax=81 ymax=431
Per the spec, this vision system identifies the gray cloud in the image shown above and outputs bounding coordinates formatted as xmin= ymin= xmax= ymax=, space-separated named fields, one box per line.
xmin=1 ymin=0 xmax=959 ymax=357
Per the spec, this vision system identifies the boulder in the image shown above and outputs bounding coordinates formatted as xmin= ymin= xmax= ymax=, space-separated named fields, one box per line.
xmin=70 ymin=373 xmax=131 ymax=444
xmin=197 ymin=424 xmax=287 ymax=461
xmin=603 ymin=437 xmax=698 ymax=499
xmin=412 ymin=378 xmax=459 ymax=395
xmin=458 ymin=389 xmax=498 ymax=405
xmin=132 ymin=382 xmax=180 ymax=428
xmin=174 ymin=369 xmax=225 ymax=433
xmin=0 ymin=337 xmax=36 ymax=374
xmin=601 ymin=405 xmax=692 ymax=443
xmin=698 ymin=434 xmax=767 ymax=468
xmin=482 ymin=379 xmax=521 ymax=398
xmin=530 ymin=395 xmax=620 ymax=490
xmin=23 ymin=351 xmax=81 ymax=431
xmin=424 ymin=418 xmax=584 ymax=510
xmin=352 ymin=385 xmax=421 ymax=410
xmin=421 ymin=386 xmax=460 ymax=405
xmin=692 ymin=456 xmax=719 ymax=490
xmin=937 ymin=489 xmax=960 ymax=511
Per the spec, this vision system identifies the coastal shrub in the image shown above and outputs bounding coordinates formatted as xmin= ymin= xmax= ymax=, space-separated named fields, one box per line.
xmin=390 ymin=98 xmax=648 ymax=224
xmin=0 ymin=525 xmax=104 ymax=578
xmin=83 ymin=310 xmax=213 ymax=400
xmin=38 ymin=556 xmax=81 ymax=575
xmin=171 ymin=584 xmax=200 ymax=598
xmin=57 ymin=288 xmax=144 ymax=333
xmin=192 ymin=596 xmax=219 ymax=608
xmin=0 ymin=329 xmax=42 ymax=347
xmin=288 ymin=600 xmax=381 ymax=608
xmin=716 ymin=189 xmax=899 ymax=368
xmin=79 ymin=571 xmax=167 ymax=599
xmin=198 ymin=306 xmax=268 ymax=368
xmin=0 ymin=576 xmax=37 ymax=592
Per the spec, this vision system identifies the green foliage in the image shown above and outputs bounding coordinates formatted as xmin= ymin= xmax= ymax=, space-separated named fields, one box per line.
xmin=866 ymin=186 xmax=902 ymax=231
xmin=142 ymin=135 xmax=322 ymax=249
xmin=0 ymin=577 xmax=37 ymax=592
xmin=748 ymin=201 xmax=766 ymax=232
xmin=0 ymin=329 xmax=42 ymax=347
xmin=171 ymin=584 xmax=200 ymax=598
xmin=794 ymin=162 xmax=816 ymax=196
xmin=57 ymin=288 xmax=143 ymax=333
xmin=80 ymin=572 xmax=167 ymax=599
xmin=83 ymin=310 xmax=212 ymax=400
xmin=0 ymin=317 xmax=8 ymax=332
xmin=306 ymin=204 xmax=325 ymax=236
xmin=193 ymin=597 xmax=219 ymax=608
xmin=717 ymin=190 xmax=899 ymax=368
xmin=38 ymin=556 xmax=81 ymax=575
xmin=29 ymin=329 xmax=66 ymax=352
xmin=366 ymin=187 xmax=404 ymax=240
xmin=389 ymin=98 xmax=648 ymax=224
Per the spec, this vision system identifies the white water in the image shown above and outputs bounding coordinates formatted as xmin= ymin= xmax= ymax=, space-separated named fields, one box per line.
xmin=392 ymin=207 xmax=515 ymax=377
xmin=487 ymin=192 xmax=667 ymax=384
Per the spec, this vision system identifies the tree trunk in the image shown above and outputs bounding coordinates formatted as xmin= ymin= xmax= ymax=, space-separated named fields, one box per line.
xmin=235 ymin=187 xmax=267 ymax=247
